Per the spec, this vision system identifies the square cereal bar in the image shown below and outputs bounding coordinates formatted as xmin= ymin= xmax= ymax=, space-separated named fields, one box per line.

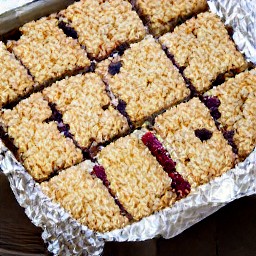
xmin=204 ymin=69 xmax=256 ymax=160
xmin=159 ymin=12 xmax=248 ymax=93
xmin=0 ymin=93 xmax=83 ymax=181
xmin=96 ymin=36 xmax=190 ymax=127
xmin=43 ymin=73 xmax=129 ymax=149
xmin=59 ymin=0 xmax=146 ymax=60
xmin=41 ymin=161 xmax=129 ymax=232
xmin=0 ymin=42 xmax=35 ymax=108
xmin=7 ymin=16 xmax=90 ymax=85
xmin=154 ymin=98 xmax=234 ymax=187
xmin=97 ymin=131 xmax=176 ymax=221
xmin=133 ymin=0 xmax=208 ymax=36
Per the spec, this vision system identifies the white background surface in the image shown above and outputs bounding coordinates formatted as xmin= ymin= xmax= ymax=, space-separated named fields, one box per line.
xmin=0 ymin=0 xmax=34 ymax=15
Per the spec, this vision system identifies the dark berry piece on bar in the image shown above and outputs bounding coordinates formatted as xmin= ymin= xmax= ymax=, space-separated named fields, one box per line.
xmin=92 ymin=165 xmax=109 ymax=186
xmin=108 ymin=61 xmax=122 ymax=75
xmin=142 ymin=132 xmax=191 ymax=198
xmin=142 ymin=132 xmax=176 ymax=173
xmin=222 ymin=129 xmax=238 ymax=154
xmin=88 ymin=62 xmax=96 ymax=72
xmin=202 ymin=96 xmax=222 ymax=120
xmin=58 ymin=21 xmax=78 ymax=39
xmin=117 ymin=99 xmax=127 ymax=116
xmin=195 ymin=128 xmax=213 ymax=142
xmin=203 ymin=96 xmax=221 ymax=109
xmin=114 ymin=198 xmax=133 ymax=220
xmin=169 ymin=172 xmax=191 ymax=198
xmin=211 ymin=108 xmax=221 ymax=120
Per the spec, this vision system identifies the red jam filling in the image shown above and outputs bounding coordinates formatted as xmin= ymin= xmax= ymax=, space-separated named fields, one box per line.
xmin=142 ymin=132 xmax=191 ymax=198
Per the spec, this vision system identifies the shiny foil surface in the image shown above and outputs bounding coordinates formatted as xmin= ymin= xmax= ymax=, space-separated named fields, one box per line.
xmin=208 ymin=0 xmax=256 ymax=64
xmin=0 ymin=0 xmax=256 ymax=255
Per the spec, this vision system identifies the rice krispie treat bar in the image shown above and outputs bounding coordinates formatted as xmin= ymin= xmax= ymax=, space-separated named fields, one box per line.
xmin=132 ymin=0 xmax=208 ymax=36
xmin=43 ymin=73 xmax=129 ymax=149
xmin=7 ymin=16 xmax=90 ymax=85
xmin=159 ymin=12 xmax=248 ymax=93
xmin=0 ymin=42 xmax=35 ymax=108
xmin=59 ymin=0 xmax=146 ymax=60
xmin=0 ymin=93 xmax=83 ymax=181
xmin=96 ymin=36 xmax=190 ymax=127
xmin=41 ymin=161 xmax=129 ymax=232
xmin=204 ymin=69 xmax=256 ymax=160
xmin=154 ymin=98 xmax=234 ymax=187
xmin=97 ymin=131 xmax=176 ymax=221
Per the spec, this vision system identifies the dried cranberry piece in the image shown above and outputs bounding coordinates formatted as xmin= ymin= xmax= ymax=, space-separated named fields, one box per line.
xmin=108 ymin=61 xmax=122 ymax=75
xmin=195 ymin=128 xmax=213 ymax=142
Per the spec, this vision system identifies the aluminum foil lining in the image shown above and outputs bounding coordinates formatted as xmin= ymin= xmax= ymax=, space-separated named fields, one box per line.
xmin=208 ymin=0 xmax=256 ymax=64
xmin=0 ymin=0 xmax=256 ymax=255
xmin=0 ymin=141 xmax=105 ymax=256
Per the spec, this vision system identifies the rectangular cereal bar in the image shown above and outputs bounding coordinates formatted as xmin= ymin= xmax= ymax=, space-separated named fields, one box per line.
xmin=43 ymin=73 xmax=129 ymax=149
xmin=41 ymin=161 xmax=129 ymax=232
xmin=133 ymin=0 xmax=208 ymax=36
xmin=7 ymin=16 xmax=90 ymax=85
xmin=97 ymin=131 xmax=176 ymax=221
xmin=59 ymin=0 xmax=146 ymax=60
xmin=0 ymin=42 xmax=35 ymax=108
xmin=159 ymin=12 xmax=248 ymax=93
xmin=154 ymin=98 xmax=234 ymax=188
xmin=204 ymin=69 xmax=256 ymax=160
xmin=96 ymin=36 xmax=190 ymax=127
xmin=0 ymin=93 xmax=83 ymax=181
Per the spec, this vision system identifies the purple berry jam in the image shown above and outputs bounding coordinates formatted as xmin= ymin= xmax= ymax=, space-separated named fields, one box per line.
xmin=92 ymin=165 xmax=109 ymax=187
xmin=202 ymin=96 xmax=221 ymax=120
xmin=222 ymin=129 xmax=238 ymax=154
xmin=142 ymin=132 xmax=191 ymax=198
xmin=110 ymin=43 xmax=129 ymax=57
xmin=194 ymin=128 xmax=213 ymax=142
xmin=116 ymin=99 xmax=133 ymax=128
xmin=168 ymin=172 xmax=191 ymax=198
xmin=212 ymin=73 xmax=226 ymax=87
xmin=142 ymin=132 xmax=176 ymax=173
xmin=46 ymin=103 xmax=73 ymax=138
xmin=58 ymin=21 xmax=78 ymax=39
xmin=203 ymin=96 xmax=221 ymax=109
xmin=114 ymin=198 xmax=133 ymax=220
xmin=46 ymin=103 xmax=62 ymax=123
xmin=92 ymin=165 xmax=132 ymax=219
xmin=88 ymin=62 xmax=96 ymax=73
xmin=108 ymin=61 xmax=122 ymax=75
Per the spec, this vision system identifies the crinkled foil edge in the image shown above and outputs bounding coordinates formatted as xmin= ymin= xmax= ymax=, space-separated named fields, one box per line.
xmin=208 ymin=0 xmax=256 ymax=64
xmin=0 ymin=0 xmax=256 ymax=255
xmin=102 ymin=149 xmax=256 ymax=241
xmin=0 ymin=140 xmax=255 ymax=255
xmin=0 ymin=141 xmax=105 ymax=256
